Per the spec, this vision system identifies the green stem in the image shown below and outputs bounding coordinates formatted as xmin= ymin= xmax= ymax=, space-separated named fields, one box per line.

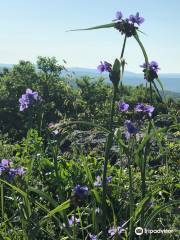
xmin=128 ymin=163 xmax=134 ymax=240
xmin=102 ymin=88 xmax=116 ymax=239
xmin=140 ymin=120 xmax=152 ymax=230
xmin=134 ymin=33 xmax=148 ymax=65
xmin=120 ymin=35 xmax=127 ymax=59
xmin=120 ymin=35 xmax=127 ymax=94
xmin=150 ymin=81 xmax=153 ymax=104
xmin=53 ymin=144 xmax=60 ymax=182
xmin=101 ymin=34 xmax=127 ymax=239
xmin=134 ymin=33 xmax=154 ymax=103
xmin=1 ymin=184 xmax=4 ymax=222
xmin=126 ymin=139 xmax=135 ymax=240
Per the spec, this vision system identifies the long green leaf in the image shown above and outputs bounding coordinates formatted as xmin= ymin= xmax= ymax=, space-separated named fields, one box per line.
xmin=0 ymin=179 xmax=27 ymax=198
xmin=44 ymin=199 xmax=70 ymax=218
xmin=67 ymin=23 xmax=115 ymax=32
xmin=133 ymin=33 xmax=149 ymax=64
xmin=152 ymin=80 xmax=163 ymax=101
xmin=156 ymin=77 xmax=164 ymax=91
xmin=144 ymin=200 xmax=180 ymax=227
xmin=28 ymin=187 xmax=58 ymax=207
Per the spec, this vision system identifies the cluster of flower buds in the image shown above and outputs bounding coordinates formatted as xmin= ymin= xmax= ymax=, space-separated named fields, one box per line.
xmin=140 ymin=61 xmax=160 ymax=81
xmin=113 ymin=11 xmax=144 ymax=37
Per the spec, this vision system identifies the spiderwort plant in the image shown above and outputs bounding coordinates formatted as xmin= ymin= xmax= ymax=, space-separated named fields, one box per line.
xmin=19 ymin=88 xmax=39 ymax=112
xmin=19 ymin=88 xmax=40 ymax=130
xmin=69 ymin=9 xmax=164 ymax=240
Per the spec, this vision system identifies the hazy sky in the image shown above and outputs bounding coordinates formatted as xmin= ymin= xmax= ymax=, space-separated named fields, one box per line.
xmin=0 ymin=0 xmax=180 ymax=73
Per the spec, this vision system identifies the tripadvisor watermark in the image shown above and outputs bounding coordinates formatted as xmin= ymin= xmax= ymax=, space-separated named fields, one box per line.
xmin=135 ymin=227 xmax=177 ymax=236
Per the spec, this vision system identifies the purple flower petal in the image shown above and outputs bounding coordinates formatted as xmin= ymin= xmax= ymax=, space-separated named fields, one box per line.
xmin=129 ymin=12 xmax=144 ymax=25
xmin=118 ymin=101 xmax=129 ymax=112
xmin=97 ymin=61 xmax=112 ymax=73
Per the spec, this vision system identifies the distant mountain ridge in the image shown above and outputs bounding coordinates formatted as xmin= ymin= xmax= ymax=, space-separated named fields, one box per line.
xmin=67 ymin=67 xmax=180 ymax=93
xmin=0 ymin=64 xmax=180 ymax=93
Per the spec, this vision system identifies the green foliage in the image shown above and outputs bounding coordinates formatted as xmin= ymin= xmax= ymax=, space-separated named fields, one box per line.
xmin=0 ymin=57 xmax=179 ymax=239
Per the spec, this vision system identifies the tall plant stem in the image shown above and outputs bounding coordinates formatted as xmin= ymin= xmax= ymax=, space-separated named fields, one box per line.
xmin=102 ymin=35 xmax=127 ymax=239
xmin=102 ymin=87 xmax=117 ymax=239
xmin=134 ymin=33 xmax=153 ymax=104
xmin=149 ymin=81 xmax=153 ymax=104
xmin=120 ymin=35 xmax=127 ymax=92
xmin=140 ymin=120 xmax=152 ymax=231
xmin=128 ymin=162 xmax=134 ymax=240
xmin=120 ymin=35 xmax=127 ymax=59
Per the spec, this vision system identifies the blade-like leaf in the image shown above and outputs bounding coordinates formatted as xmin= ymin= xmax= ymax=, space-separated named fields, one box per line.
xmin=44 ymin=199 xmax=70 ymax=218
xmin=144 ymin=200 xmax=180 ymax=227
xmin=0 ymin=179 xmax=27 ymax=198
xmin=28 ymin=187 xmax=58 ymax=207
xmin=134 ymin=32 xmax=149 ymax=64
xmin=67 ymin=23 xmax=115 ymax=32
xmin=152 ymin=80 xmax=163 ymax=102
xmin=156 ymin=77 xmax=164 ymax=91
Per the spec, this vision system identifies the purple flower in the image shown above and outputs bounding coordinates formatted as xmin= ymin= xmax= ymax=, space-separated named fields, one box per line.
xmin=149 ymin=61 xmax=160 ymax=73
xmin=106 ymin=176 xmax=112 ymax=183
xmin=128 ymin=12 xmax=144 ymax=25
xmin=93 ymin=176 xmax=112 ymax=187
xmin=0 ymin=159 xmax=25 ymax=179
xmin=72 ymin=184 xmax=89 ymax=199
xmin=140 ymin=61 xmax=160 ymax=73
xmin=68 ymin=215 xmax=80 ymax=226
xmin=108 ymin=225 xmax=124 ymax=237
xmin=124 ymin=120 xmax=137 ymax=139
xmin=135 ymin=103 xmax=155 ymax=117
xmin=144 ymin=105 xmax=155 ymax=117
xmin=94 ymin=176 xmax=102 ymax=187
xmin=19 ymin=88 xmax=39 ymax=111
xmin=113 ymin=11 xmax=123 ymax=21
xmin=118 ymin=101 xmax=129 ymax=112
xmin=97 ymin=61 xmax=112 ymax=73
xmin=9 ymin=167 xmax=26 ymax=175
xmin=89 ymin=234 xmax=98 ymax=240
xmin=0 ymin=159 xmax=10 ymax=167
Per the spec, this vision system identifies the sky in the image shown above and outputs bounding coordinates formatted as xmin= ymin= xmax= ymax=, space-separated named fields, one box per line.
xmin=0 ymin=0 xmax=180 ymax=73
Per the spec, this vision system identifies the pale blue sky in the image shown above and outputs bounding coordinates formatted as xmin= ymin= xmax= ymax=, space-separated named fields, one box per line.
xmin=0 ymin=0 xmax=179 ymax=73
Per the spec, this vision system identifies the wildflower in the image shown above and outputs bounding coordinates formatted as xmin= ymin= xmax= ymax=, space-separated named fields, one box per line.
xmin=108 ymin=225 xmax=124 ymax=237
xmin=141 ymin=61 xmax=160 ymax=74
xmin=97 ymin=61 xmax=112 ymax=73
xmin=72 ymin=184 xmax=89 ymax=200
xmin=106 ymin=176 xmax=112 ymax=183
xmin=68 ymin=215 xmax=80 ymax=226
xmin=118 ymin=101 xmax=129 ymax=112
xmin=0 ymin=159 xmax=11 ymax=167
xmin=114 ymin=19 xmax=137 ymax=37
xmin=93 ymin=176 xmax=112 ymax=187
xmin=0 ymin=159 xmax=25 ymax=179
xmin=94 ymin=176 xmax=102 ymax=187
xmin=140 ymin=61 xmax=160 ymax=81
xmin=89 ymin=233 xmax=98 ymax=240
xmin=19 ymin=88 xmax=39 ymax=111
xmin=135 ymin=103 xmax=155 ymax=117
xmin=124 ymin=120 xmax=137 ymax=139
xmin=128 ymin=12 xmax=144 ymax=25
xmin=9 ymin=167 xmax=26 ymax=176
xmin=113 ymin=11 xmax=123 ymax=21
